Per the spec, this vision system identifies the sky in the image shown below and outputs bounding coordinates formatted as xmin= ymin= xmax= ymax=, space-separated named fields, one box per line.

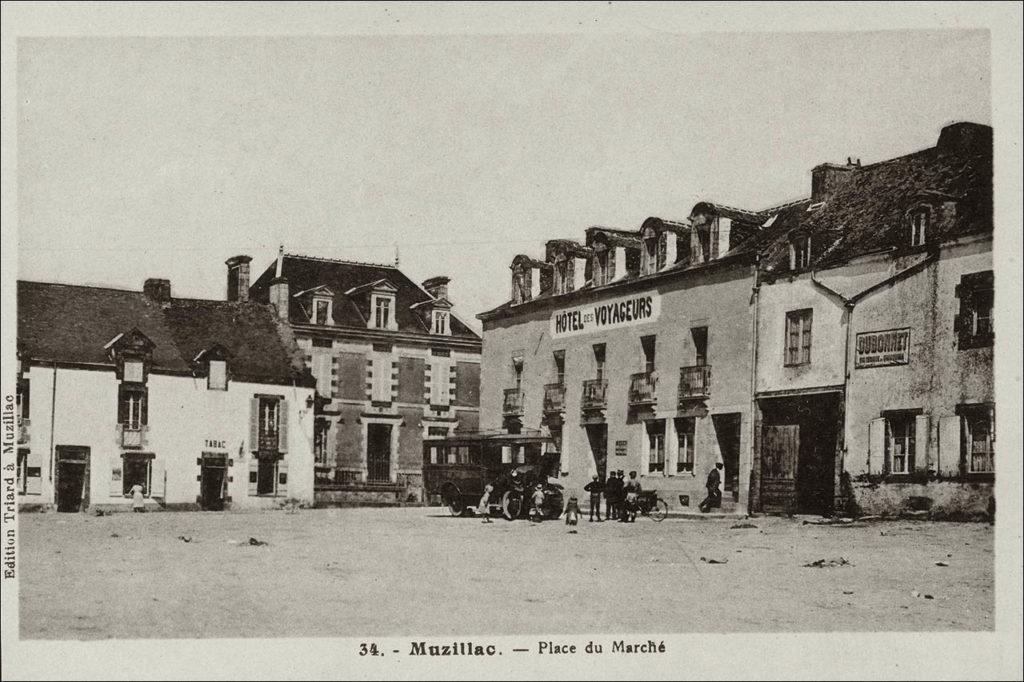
xmin=16 ymin=30 xmax=991 ymax=329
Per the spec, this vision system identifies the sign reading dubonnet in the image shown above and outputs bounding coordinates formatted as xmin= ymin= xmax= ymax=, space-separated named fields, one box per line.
xmin=551 ymin=292 xmax=661 ymax=338
xmin=855 ymin=328 xmax=911 ymax=368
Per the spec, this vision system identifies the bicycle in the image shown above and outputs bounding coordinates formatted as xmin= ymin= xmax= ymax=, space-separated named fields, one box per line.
xmin=633 ymin=490 xmax=669 ymax=522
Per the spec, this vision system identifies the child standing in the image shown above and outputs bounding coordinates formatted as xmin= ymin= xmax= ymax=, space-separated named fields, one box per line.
xmin=477 ymin=483 xmax=494 ymax=523
xmin=130 ymin=483 xmax=146 ymax=513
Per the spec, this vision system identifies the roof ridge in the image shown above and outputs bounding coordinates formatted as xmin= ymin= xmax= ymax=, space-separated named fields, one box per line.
xmin=18 ymin=279 xmax=147 ymax=296
xmin=284 ymin=252 xmax=397 ymax=269
xmin=758 ymin=196 xmax=812 ymax=214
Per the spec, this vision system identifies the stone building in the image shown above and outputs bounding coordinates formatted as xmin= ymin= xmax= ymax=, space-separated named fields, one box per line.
xmin=244 ymin=250 xmax=482 ymax=504
xmin=16 ymin=278 xmax=316 ymax=512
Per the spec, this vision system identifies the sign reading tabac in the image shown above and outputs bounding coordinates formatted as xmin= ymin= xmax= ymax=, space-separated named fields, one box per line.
xmin=551 ymin=292 xmax=661 ymax=338
xmin=855 ymin=328 xmax=911 ymax=368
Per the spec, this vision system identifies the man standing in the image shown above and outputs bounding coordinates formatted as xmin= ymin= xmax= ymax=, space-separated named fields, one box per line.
xmin=699 ymin=462 xmax=723 ymax=513
xmin=583 ymin=474 xmax=604 ymax=522
xmin=605 ymin=470 xmax=622 ymax=520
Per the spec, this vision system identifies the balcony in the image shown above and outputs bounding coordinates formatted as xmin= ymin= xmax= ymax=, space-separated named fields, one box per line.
xmin=119 ymin=424 xmax=147 ymax=449
xmin=543 ymin=383 xmax=566 ymax=413
xmin=679 ymin=365 xmax=712 ymax=401
xmin=628 ymin=371 xmax=658 ymax=406
xmin=503 ymin=388 xmax=525 ymax=417
xmin=580 ymin=379 xmax=608 ymax=411
xmin=17 ymin=418 xmax=29 ymax=445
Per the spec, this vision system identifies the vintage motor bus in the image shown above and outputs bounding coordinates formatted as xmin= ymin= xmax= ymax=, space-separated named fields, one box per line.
xmin=422 ymin=431 xmax=564 ymax=520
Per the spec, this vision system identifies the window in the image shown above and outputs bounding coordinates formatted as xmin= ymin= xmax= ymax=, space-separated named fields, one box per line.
xmin=428 ymin=426 xmax=449 ymax=438
xmin=691 ymin=327 xmax=708 ymax=367
xmin=963 ymin=406 xmax=994 ymax=474
xmin=640 ymin=335 xmax=656 ymax=374
xmin=643 ymin=234 xmax=659 ymax=275
xmin=553 ymin=350 xmax=565 ymax=385
xmin=593 ymin=344 xmax=606 ymax=382
xmin=122 ymin=454 xmax=151 ymax=496
xmin=118 ymin=384 xmax=147 ymax=430
xmin=512 ymin=356 xmax=524 ymax=391
xmin=594 ymin=246 xmax=614 ymax=286
xmin=785 ymin=309 xmax=813 ymax=366
xmin=512 ymin=268 xmax=530 ymax=304
xmin=208 ymin=360 xmax=227 ymax=391
xmin=790 ymin=235 xmax=812 ymax=270
xmin=886 ymin=413 xmax=916 ymax=475
xmin=314 ymin=418 xmax=330 ymax=466
xmin=123 ymin=359 xmax=144 ymax=383
xmin=675 ymin=417 xmax=695 ymax=473
xmin=647 ymin=420 xmax=666 ymax=473
xmin=956 ymin=271 xmax=994 ymax=350
xmin=554 ymin=259 xmax=570 ymax=294
xmin=910 ymin=209 xmax=929 ymax=247
xmin=314 ymin=298 xmax=332 ymax=325
xmin=260 ymin=398 xmax=279 ymax=438
xmin=374 ymin=296 xmax=392 ymax=329
xmin=16 ymin=376 xmax=29 ymax=423
xmin=432 ymin=310 xmax=449 ymax=335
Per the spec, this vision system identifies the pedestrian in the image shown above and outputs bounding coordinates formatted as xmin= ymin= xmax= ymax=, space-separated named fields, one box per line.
xmin=616 ymin=470 xmax=627 ymax=520
xmin=477 ymin=483 xmax=494 ymax=523
xmin=604 ymin=470 xmax=622 ymax=520
xmin=564 ymin=496 xmax=581 ymax=528
xmin=622 ymin=471 xmax=642 ymax=522
xmin=130 ymin=482 xmax=146 ymax=513
xmin=530 ymin=483 xmax=546 ymax=522
xmin=699 ymin=462 xmax=724 ymax=513
xmin=583 ymin=474 xmax=604 ymax=522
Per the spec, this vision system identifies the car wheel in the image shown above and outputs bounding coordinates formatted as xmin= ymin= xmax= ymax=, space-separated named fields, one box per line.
xmin=544 ymin=491 xmax=565 ymax=520
xmin=442 ymin=485 xmax=464 ymax=517
xmin=501 ymin=491 xmax=522 ymax=520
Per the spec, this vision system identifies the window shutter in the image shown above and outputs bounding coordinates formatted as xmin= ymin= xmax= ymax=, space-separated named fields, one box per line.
xmin=937 ymin=416 xmax=961 ymax=477
xmin=149 ymin=459 xmax=165 ymax=498
xmin=140 ymin=389 xmax=148 ymax=426
xmin=914 ymin=415 xmax=931 ymax=472
xmin=249 ymin=398 xmax=260 ymax=452
xmin=248 ymin=459 xmax=259 ymax=496
xmin=118 ymin=388 xmax=128 ymax=424
xmin=867 ymin=418 xmax=886 ymax=474
xmin=277 ymin=400 xmax=288 ymax=453
xmin=110 ymin=463 xmax=124 ymax=498
xmin=276 ymin=460 xmax=289 ymax=497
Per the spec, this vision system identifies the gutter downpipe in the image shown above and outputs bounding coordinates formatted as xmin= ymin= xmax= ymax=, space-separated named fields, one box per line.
xmin=49 ymin=361 xmax=57 ymax=483
xmin=747 ymin=257 xmax=761 ymax=515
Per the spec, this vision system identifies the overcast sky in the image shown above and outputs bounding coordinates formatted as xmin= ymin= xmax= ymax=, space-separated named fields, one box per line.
xmin=17 ymin=30 xmax=990 ymax=327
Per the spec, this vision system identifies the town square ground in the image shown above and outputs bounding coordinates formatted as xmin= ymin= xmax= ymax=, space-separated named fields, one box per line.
xmin=18 ymin=507 xmax=993 ymax=639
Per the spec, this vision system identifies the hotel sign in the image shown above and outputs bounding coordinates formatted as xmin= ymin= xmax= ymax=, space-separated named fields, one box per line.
xmin=551 ymin=292 xmax=661 ymax=338
xmin=855 ymin=328 xmax=911 ymax=369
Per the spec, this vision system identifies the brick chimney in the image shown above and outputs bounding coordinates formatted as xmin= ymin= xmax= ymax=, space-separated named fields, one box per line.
xmin=268 ymin=246 xmax=289 ymax=321
xmin=422 ymin=276 xmax=450 ymax=301
xmin=811 ymin=159 xmax=860 ymax=202
xmin=225 ymin=255 xmax=252 ymax=302
xmin=937 ymin=121 xmax=992 ymax=155
xmin=143 ymin=278 xmax=171 ymax=302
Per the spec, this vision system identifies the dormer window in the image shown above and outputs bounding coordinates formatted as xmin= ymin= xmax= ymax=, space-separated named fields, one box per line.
xmin=641 ymin=228 xmax=659 ymax=275
xmin=313 ymin=297 xmax=333 ymax=325
xmin=123 ymin=359 xmax=144 ymax=383
xmin=790 ymin=234 xmax=812 ymax=270
xmin=432 ymin=310 xmax=449 ymax=335
xmin=910 ymin=208 xmax=929 ymax=247
xmin=374 ymin=296 xmax=392 ymax=329
xmin=593 ymin=242 xmax=614 ymax=286
xmin=194 ymin=345 xmax=230 ymax=391
xmin=208 ymin=360 xmax=228 ymax=390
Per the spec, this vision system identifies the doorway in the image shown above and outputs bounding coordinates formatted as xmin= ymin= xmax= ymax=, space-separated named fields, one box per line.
xmin=713 ymin=413 xmax=742 ymax=501
xmin=55 ymin=446 xmax=90 ymax=513
xmin=585 ymin=423 xmax=608 ymax=480
xmin=200 ymin=454 xmax=228 ymax=511
xmin=367 ymin=424 xmax=392 ymax=483
xmin=759 ymin=393 xmax=840 ymax=515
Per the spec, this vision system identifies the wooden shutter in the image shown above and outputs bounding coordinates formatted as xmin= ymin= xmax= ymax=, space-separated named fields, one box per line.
xmin=249 ymin=398 xmax=260 ymax=452
xmin=914 ymin=415 xmax=931 ymax=472
xmin=110 ymin=462 xmax=124 ymax=498
xmin=277 ymin=400 xmax=288 ymax=453
xmin=140 ymin=388 xmax=148 ymax=426
xmin=397 ymin=357 xmax=425 ymax=403
xmin=248 ymin=459 xmax=259 ymax=496
xmin=118 ymin=387 xmax=128 ymax=424
xmin=868 ymin=418 xmax=886 ymax=474
xmin=276 ymin=460 xmax=289 ymax=497
xmin=454 ymin=362 xmax=480 ymax=407
xmin=149 ymin=459 xmax=165 ymax=498
xmin=937 ymin=416 xmax=961 ymax=477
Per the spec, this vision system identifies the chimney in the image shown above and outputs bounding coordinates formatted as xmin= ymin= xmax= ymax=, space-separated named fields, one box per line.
xmin=268 ymin=246 xmax=289 ymax=321
xmin=937 ymin=121 xmax=992 ymax=155
xmin=225 ymin=255 xmax=252 ymax=302
xmin=143 ymin=278 xmax=171 ymax=303
xmin=422 ymin=276 xmax=450 ymax=301
xmin=811 ymin=160 xmax=859 ymax=202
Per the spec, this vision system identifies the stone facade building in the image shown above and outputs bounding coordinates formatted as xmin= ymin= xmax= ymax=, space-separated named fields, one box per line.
xmin=244 ymin=250 xmax=482 ymax=504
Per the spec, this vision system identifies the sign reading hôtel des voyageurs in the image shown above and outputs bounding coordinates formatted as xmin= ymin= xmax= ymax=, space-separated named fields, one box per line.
xmin=551 ymin=292 xmax=661 ymax=338
xmin=855 ymin=328 xmax=911 ymax=368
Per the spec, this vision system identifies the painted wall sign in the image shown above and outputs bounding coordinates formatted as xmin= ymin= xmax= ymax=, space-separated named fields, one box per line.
xmin=614 ymin=440 xmax=628 ymax=457
xmin=551 ymin=292 xmax=661 ymax=338
xmin=205 ymin=439 xmax=227 ymax=449
xmin=855 ymin=328 xmax=911 ymax=368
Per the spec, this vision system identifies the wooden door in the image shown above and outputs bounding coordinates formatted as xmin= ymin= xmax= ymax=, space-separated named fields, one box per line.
xmin=367 ymin=424 xmax=392 ymax=483
xmin=761 ymin=425 xmax=799 ymax=512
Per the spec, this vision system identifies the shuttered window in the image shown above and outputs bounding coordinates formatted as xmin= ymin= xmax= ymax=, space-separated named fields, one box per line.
xmin=397 ymin=357 xmax=426 ymax=403
xmin=675 ymin=417 xmax=695 ymax=473
xmin=118 ymin=384 xmax=147 ymax=430
xmin=785 ymin=309 xmax=813 ymax=366
xmin=336 ymin=352 xmax=367 ymax=400
xmin=454 ymin=362 xmax=480 ymax=407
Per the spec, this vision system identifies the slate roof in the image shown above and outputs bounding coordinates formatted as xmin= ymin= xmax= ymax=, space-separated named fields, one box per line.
xmin=248 ymin=254 xmax=480 ymax=340
xmin=17 ymin=281 xmax=311 ymax=385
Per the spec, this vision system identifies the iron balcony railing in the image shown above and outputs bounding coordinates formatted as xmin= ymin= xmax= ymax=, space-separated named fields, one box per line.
xmin=118 ymin=424 xmax=147 ymax=449
xmin=543 ymin=383 xmax=566 ymax=413
xmin=679 ymin=365 xmax=712 ymax=401
xmin=503 ymin=388 xmax=525 ymax=416
xmin=628 ymin=371 xmax=658 ymax=406
xmin=580 ymin=379 xmax=608 ymax=410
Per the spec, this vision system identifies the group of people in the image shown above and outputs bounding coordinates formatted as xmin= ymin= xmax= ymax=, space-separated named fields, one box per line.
xmin=583 ymin=470 xmax=644 ymax=523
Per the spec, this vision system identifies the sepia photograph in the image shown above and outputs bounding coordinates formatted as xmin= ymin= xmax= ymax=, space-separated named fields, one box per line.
xmin=1 ymin=2 xmax=1021 ymax=680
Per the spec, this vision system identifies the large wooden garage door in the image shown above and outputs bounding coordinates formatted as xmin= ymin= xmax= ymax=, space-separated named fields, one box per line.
xmin=761 ymin=424 xmax=799 ymax=512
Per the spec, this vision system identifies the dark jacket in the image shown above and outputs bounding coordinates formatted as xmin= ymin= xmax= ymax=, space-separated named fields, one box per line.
xmin=584 ymin=480 xmax=605 ymax=495
xmin=604 ymin=476 xmax=623 ymax=501
xmin=705 ymin=467 xmax=721 ymax=491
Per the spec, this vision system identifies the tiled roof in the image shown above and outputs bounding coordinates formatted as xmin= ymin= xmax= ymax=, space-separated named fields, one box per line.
xmin=249 ymin=254 xmax=480 ymax=340
xmin=17 ymin=281 xmax=310 ymax=385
